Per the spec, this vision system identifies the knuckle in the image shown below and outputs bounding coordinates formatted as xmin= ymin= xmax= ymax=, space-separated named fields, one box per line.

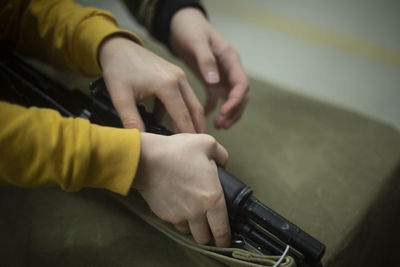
xmin=156 ymin=211 xmax=172 ymax=222
xmin=156 ymin=208 xmax=183 ymax=225
xmin=167 ymin=211 xmax=186 ymax=225
xmin=198 ymin=192 xmax=210 ymax=205
xmin=162 ymin=73 xmax=179 ymax=87
xmin=195 ymin=235 xmax=211 ymax=245
xmin=200 ymin=55 xmax=216 ymax=67
xmin=169 ymin=216 xmax=183 ymax=225
xmin=199 ymin=190 xmax=224 ymax=208
xmin=218 ymin=44 xmax=235 ymax=56
xmin=185 ymin=207 xmax=201 ymax=221
xmin=213 ymin=227 xmax=230 ymax=241
xmin=173 ymin=66 xmax=186 ymax=80
xmin=175 ymin=225 xmax=190 ymax=234
xmin=208 ymin=191 xmax=224 ymax=207
xmin=203 ymin=135 xmax=218 ymax=148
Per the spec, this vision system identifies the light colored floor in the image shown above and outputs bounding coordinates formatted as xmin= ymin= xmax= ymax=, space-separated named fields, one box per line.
xmin=79 ymin=0 xmax=400 ymax=130
xmin=204 ymin=0 xmax=400 ymax=131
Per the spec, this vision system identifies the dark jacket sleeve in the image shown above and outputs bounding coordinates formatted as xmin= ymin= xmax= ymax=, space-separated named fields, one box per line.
xmin=123 ymin=0 xmax=206 ymax=46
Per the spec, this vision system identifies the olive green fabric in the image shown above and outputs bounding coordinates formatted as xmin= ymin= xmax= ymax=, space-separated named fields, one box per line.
xmin=0 ymin=187 xmax=223 ymax=267
xmin=146 ymin=39 xmax=400 ymax=266
xmin=1 ymin=50 xmax=400 ymax=266
xmin=203 ymin=78 xmax=400 ymax=267
xmin=114 ymin=191 xmax=296 ymax=267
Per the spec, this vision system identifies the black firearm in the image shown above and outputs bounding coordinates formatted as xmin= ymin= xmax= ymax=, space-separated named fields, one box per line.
xmin=0 ymin=51 xmax=325 ymax=267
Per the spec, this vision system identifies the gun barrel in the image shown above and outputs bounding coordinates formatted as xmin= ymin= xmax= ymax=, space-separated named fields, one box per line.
xmin=243 ymin=196 xmax=325 ymax=265
xmin=217 ymin=167 xmax=325 ymax=266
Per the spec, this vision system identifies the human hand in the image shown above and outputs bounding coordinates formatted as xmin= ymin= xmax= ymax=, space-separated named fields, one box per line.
xmin=99 ymin=35 xmax=205 ymax=133
xmin=133 ymin=132 xmax=231 ymax=247
xmin=170 ymin=8 xmax=249 ymax=129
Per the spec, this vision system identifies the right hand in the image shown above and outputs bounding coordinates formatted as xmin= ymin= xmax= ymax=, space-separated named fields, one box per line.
xmin=133 ymin=132 xmax=231 ymax=247
xmin=170 ymin=8 xmax=249 ymax=130
xmin=99 ymin=35 xmax=205 ymax=133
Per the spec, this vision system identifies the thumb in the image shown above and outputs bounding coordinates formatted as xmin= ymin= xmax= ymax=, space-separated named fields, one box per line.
xmin=208 ymin=138 xmax=229 ymax=168
xmin=195 ymin=43 xmax=220 ymax=84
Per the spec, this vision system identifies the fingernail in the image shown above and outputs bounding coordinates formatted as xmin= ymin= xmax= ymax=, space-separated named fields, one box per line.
xmin=207 ymin=71 xmax=219 ymax=83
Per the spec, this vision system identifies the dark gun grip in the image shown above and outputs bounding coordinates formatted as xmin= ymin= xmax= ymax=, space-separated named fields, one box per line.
xmin=217 ymin=167 xmax=253 ymax=217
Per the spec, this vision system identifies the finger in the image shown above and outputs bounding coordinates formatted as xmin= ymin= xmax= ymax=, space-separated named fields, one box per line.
xmin=209 ymin=140 xmax=229 ymax=167
xmin=220 ymin=82 xmax=249 ymax=117
xmin=188 ymin=216 xmax=211 ymax=245
xmin=106 ymin=82 xmax=146 ymax=131
xmin=215 ymin=107 xmax=243 ymax=129
xmin=194 ymin=42 xmax=220 ymax=84
xmin=207 ymin=195 xmax=231 ymax=247
xmin=215 ymin=94 xmax=248 ymax=129
xmin=215 ymin=47 xmax=249 ymax=117
xmin=171 ymin=121 xmax=179 ymax=134
xmin=179 ymin=79 xmax=206 ymax=133
xmin=174 ymin=221 xmax=191 ymax=234
xmin=153 ymin=98 xmax=166 ymax=124
xmin=118 ymin=104 xmax=145 ymax=130
xmin=157 ymin=85 xmax=196 ymax=133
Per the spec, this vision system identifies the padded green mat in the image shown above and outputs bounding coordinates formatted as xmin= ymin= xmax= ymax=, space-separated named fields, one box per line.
xmin=1 ymin=69 xmax=399 ymax=266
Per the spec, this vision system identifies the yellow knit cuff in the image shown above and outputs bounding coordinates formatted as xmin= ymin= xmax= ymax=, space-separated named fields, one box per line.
xmin=74 ymin=13 xmax=143 ymax=75
xmin=85 ymin=124 xmax=141 ymax=196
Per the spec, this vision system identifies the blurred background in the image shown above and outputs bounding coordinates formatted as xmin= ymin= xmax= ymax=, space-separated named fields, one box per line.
xmin=80 ymin=0 xmax=400 ymax=130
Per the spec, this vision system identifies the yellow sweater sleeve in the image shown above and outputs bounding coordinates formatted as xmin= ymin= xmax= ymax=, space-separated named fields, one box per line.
xmin=0 ymin=0 xmax=142 ymax=75
xmin=0 ymin=101 xmax=140 ymax=196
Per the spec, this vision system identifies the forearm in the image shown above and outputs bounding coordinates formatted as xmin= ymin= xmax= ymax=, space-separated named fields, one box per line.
xmin=0 ymin=101 xmax=140 ymax=195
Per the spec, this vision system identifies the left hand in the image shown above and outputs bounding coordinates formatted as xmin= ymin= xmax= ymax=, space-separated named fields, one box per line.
xmin=99 ymin=35 xmax=205 ymax=133
xmin=170 ymin=8 xmax=249 ymax=129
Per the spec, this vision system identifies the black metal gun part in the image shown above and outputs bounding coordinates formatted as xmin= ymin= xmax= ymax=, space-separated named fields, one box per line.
xmin=0 ymin=51 xmax=325 ymax=267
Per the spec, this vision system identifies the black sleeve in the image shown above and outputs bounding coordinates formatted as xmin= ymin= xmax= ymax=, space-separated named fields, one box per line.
xmin=123 ymin=0 xmax=207 ymax=47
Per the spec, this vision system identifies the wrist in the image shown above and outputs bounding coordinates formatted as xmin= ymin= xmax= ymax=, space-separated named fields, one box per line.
xmin=98 ymin=34 xmax=141 ymax=69
xmin=170 ymin=7 xmax=207 ymax=23
xmin=133 ymin=132 xmax=161 ymax=190
xmin=170 ymin=7 xmax=207 ymax=37
xmin=152 ymin=0 xmax=207 ymax=46
xmin=171 ymin=7 xmax=206 ymax=24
